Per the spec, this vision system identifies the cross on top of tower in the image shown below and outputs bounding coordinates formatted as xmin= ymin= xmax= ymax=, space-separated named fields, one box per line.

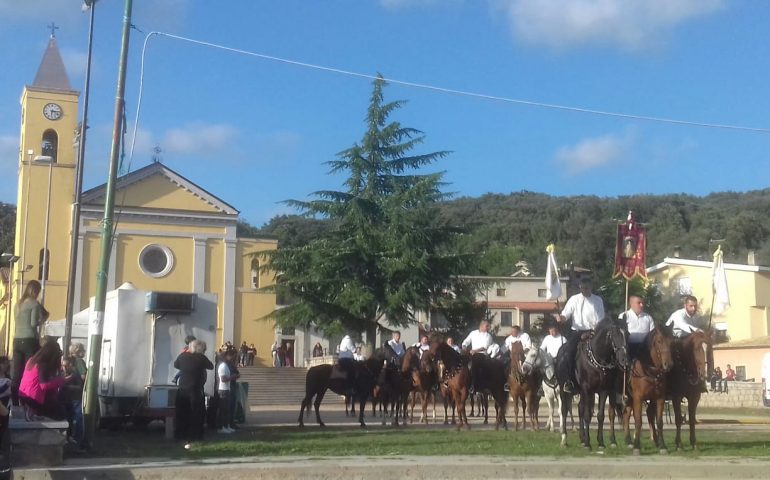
xmin=48 ymin=22 xmax=59 ymax=38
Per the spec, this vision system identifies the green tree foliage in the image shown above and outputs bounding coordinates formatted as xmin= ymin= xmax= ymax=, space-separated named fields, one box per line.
xmin=0 ymin=203 xmax=15 ymax=264
xmin=261 ymin=77 xmax=477 ymax=347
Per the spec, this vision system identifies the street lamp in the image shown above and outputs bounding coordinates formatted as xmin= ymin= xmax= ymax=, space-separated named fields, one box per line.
xmin=64 ymin=0 xmax=98 ymax=350
xmin=33 ymin=156 xmax=54 ymax=306
xmin=1 ymin=253 xmax=19 ymax=356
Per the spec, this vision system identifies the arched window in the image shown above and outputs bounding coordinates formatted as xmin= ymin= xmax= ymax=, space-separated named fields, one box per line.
xmin=41 ymin=129 xmax=58 ymax=163
xmin=250 ymin=259 xmax=260 ymax=289
xmin=38 ymin=248 xmax=50 ymax=281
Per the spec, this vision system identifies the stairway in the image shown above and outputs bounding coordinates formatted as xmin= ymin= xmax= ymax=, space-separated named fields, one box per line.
xmin=238 ymin=366 xmax=344 ymax=406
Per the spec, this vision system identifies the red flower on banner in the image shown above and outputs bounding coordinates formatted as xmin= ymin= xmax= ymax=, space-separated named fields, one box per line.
xmin=613 ymin=211 xmax=647 ymax=280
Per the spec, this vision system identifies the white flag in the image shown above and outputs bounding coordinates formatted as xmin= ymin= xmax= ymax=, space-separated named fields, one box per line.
xmin=545 ymin=244 xmax=562 ymax=301
xmin=712 ymin=245 xmax=730 ymax=316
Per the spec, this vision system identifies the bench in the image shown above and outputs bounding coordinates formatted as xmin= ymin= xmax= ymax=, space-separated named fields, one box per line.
xmin=8 ymin=406 xmax=68 ymax=467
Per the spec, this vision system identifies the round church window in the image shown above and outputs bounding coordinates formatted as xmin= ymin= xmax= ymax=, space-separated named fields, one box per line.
xmin=139 ymin=244 xmax=174 ymax=278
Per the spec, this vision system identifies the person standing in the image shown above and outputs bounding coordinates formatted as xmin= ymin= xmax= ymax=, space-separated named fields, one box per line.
xmin=665 ymin=295 xmax=703 ymax=338
xmin=216 ymin=348 xmax=236 ymax=434
xmin=12 ymin=280 xmax=47 ymax=406
xmin=556 ymin=277 xmax=605 ymax=393
xmin=271 ymin=340 xmax=281 ymax=367
xmin=247 ymin=344 xmax=256 ymax=366
xmin=238 ymin=342 xmax=248 ymax=367
xmin=174 ymin=340 xmax=214 ymax=443
xmin=312 ymin=342 xmax=324 ymax=358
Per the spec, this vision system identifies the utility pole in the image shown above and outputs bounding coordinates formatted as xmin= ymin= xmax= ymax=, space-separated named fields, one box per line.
xmin=63 ymin=0 xmax=98 ymax=352
xmin=82 ymin=0 xmax=133 ymax=448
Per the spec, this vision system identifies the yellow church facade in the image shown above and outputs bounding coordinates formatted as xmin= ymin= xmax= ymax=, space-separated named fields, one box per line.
xmin=2 ymin=36 xmax=278 ymax=366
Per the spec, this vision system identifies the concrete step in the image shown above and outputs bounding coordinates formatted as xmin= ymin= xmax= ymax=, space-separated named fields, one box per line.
xmin=236 ymin=367 xmax=343 ymax=406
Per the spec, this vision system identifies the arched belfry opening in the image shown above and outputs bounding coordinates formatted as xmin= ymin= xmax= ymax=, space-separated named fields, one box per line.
xmin=42 ymin=129 xmax=58 ymax=162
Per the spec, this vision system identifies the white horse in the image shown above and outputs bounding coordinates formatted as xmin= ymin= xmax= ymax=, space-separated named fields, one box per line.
xmin=522 ymin=346 xmax=574 ymax=433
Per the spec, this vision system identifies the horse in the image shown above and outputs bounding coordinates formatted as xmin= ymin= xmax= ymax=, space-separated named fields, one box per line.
xmin=521 ymin=345 xmax=572 ymax=433
xmin=666 ymin=330 xmax=710 ymax=451
xmin=558 ymin=318 xmax=629 ymax=450
xmin=298 ymin=356 xmax=384 ymax=428
xmin=508 ymin=342 xmax=540 ymax=431
xmin=402 ymin=346 xmax=439 ymax=424
xmin=430 ymin=342 xmax=471 ymax=430
xmin=622 ymin=328 xmax=674 ymax=455
xmin=467 ymin=351 xmax=508 ymax=430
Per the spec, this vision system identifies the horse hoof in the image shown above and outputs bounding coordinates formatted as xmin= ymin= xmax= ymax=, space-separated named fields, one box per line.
xmin=676 ymin=447 xmax=683 ymax=452
xmin=659 ymin=448 xmax=669 ymax=455
xmin=627 ymin=444 xmax=634 ymax=449
xmin=319 ymin=422 xmax=326 ymax=428
xmin=633 ymin=448 xmax=641 ymax=456
xmin=598 ymin=445 xmax=605 ymax=451
xmin=583 ymin=445 xmax=592 ymax=451
xmin=693 ymin=445 xmax=699 ymax=452
xmin=609 ymin=443 xmax=617 ymax=449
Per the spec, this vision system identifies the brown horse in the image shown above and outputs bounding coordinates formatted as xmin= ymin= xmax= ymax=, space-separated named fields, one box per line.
xmin=667 ymin=330 xmax=710 ymax=451
xmin=402 ymin=347 xmax=438 ymax=424
xmin=431 ymin=342 xmax=471 ymax=430
xmin=507 ymin=341 xmax=540 ymax=431
xmin=622 ymin=328 xmax=674 ymax=455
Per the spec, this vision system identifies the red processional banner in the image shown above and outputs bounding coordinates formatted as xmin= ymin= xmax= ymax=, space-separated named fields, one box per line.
xmin=613 ymin=212 xmax=647 ymax=280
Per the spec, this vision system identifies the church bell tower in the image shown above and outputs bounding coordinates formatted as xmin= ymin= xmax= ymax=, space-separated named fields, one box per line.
xmin=11 ymin=28 xmax=80 ymax=330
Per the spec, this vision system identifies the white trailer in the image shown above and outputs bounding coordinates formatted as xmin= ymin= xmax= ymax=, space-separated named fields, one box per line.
xmin=48 ymin=283 xmax=218 ymax=426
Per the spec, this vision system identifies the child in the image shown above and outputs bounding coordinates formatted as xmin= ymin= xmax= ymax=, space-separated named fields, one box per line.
xmin=61 ymin=356 xmax=84 ymax=446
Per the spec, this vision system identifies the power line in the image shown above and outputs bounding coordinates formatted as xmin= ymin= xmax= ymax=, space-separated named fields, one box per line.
xmin=136 ymin=31 xmax=770 ymax=136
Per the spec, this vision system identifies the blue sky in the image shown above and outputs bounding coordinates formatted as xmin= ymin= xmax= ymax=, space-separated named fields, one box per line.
xmin=1 ymin=0 xmax=768 ymax=227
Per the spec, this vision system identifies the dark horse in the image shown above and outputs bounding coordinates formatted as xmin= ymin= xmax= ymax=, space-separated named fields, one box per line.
xmin=469 ymin=352 xmax=508 ymax=430
xmin=558 ymin=318 xmax=628 ymax=449
xmin=665 ymin=330 xmax=710 ymax=451
xmin=402 ymin=346 xmax=438 ymax=424
xmin=298 ymin=356 xmax=384 ymax=428
xmin=622 ymin=328 xmax=674 ymax=455
xmin=430 ymin=342 xmax=471 ymax=430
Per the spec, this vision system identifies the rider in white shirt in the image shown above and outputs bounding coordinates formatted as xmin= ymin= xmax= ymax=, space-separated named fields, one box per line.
xmin=556 ymin=277 xmax=606 ymax=393
xmin=337 ymin=334 xmax=356 ymax=360
xmin=446 ymin=337 xmax=462 ymax=353
xmin=412 ymin=335 xmax=431 ymax=357
xmin=387 ymin=331 xmax=406 ymax=358
xmin=462 ymin=320 xmax=494 ymax=353
xmin=620 ymin=295 xmax=655 ymax=360
xmin=666 ymin=295 xmax=702 ymax=338
xmin=504 ymin=325 xmax=532 ymax=353
xmin=540 ymin=324 xmax=566 ymax=360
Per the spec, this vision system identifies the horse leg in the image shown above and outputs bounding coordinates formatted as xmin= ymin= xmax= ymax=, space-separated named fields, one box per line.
xmin=632 ymin=396 xmax=643 ymax=455
xmin=656 ymin=398 xmax=668 ymax=454
xmin=298 ymin=393 xmax=312 ymax=427
xmin=314 ymin=390 xmax=327 ymax=427
xmin=672 ymin=398 xmax=683 ymax=451
xmin=432 ymin=392 xmax=437 ymax=423
xmin=358 ymin=394 xmax=367 ymax=428
xmin=529 ymin=391 xmax=538 ymax=431
xmin=582 ymin=392 xmax=595 ymax=450
xmin=421 ymin=390 xmax=429 ymax=424
xmin=688 ymin=395 xmax=699 ymax=451
xmin=646 ymin=402 xmax=657 ymax=444
xmin=482 ymin=394 xmax=489 ymax=425
xmin=608 ymin=394 xmax=619 ymax=448
xmin=596 ymin=392 xmax=607 ymax=450
xmin=545 ymin=389 xmax=554 ymax=432
xmin=559 ymin=391 xmax=570 ymax=447
xmin=623 ymin=404 xmax=633 ymax=448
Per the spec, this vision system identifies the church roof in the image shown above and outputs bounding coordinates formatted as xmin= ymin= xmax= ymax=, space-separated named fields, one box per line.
xmin=32 ymin=37 xmax=73 ymax=91
xmin=81 ymin=162 xmax=239 ymax=215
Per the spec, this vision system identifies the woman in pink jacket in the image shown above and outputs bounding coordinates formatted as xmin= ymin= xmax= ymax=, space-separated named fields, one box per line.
xmin=19 ymin=340 xmax=66 ymax=420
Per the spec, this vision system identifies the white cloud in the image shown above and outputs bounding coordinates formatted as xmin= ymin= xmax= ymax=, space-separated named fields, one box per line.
xmin=162 ymin=123 xmax=239 ymax=156
xmin=500 ymin=0 xmax=725 ymax=51
xmin=555 ymin=130 xmax=633 ymax=174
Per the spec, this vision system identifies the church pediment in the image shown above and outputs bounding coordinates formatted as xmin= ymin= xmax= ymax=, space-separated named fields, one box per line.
xmin=81 ymin=162 xmax=239 ymax=215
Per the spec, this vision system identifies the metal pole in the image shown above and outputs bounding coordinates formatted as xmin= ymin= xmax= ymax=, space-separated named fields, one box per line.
xmin=39 ymin=160 xmax=53 ymax=305
xmin=82 ymin=0 xmax=133 ymax=448
xmin=64 ymin=0 xmax=97 ymax=351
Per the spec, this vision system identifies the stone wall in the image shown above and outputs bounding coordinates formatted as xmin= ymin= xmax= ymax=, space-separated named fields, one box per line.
xmin=698 ymin=381 xmax=764 ymax=408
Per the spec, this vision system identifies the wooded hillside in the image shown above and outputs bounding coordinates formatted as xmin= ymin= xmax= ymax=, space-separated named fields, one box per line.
xmin=260 ymin=189 xmax=770 ymax=282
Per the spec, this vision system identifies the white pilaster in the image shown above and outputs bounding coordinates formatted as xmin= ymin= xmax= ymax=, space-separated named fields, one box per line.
xmin=222 ymin=237 xmax=237 ymax=343
xmin=193 ymin=238 xmax=207 ymax=293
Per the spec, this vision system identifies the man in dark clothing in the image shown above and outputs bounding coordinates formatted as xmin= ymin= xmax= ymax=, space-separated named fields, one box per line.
xmin=174 ymin=340 xmax=214 ymax=443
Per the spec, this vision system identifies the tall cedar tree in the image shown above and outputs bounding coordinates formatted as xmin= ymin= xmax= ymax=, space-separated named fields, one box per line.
xmin=262 ymin=77 xmax=477 ymax=348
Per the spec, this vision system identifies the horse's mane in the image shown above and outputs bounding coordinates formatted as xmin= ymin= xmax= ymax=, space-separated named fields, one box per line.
xmin=434 ymin=342 xmax=463 ymax=368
